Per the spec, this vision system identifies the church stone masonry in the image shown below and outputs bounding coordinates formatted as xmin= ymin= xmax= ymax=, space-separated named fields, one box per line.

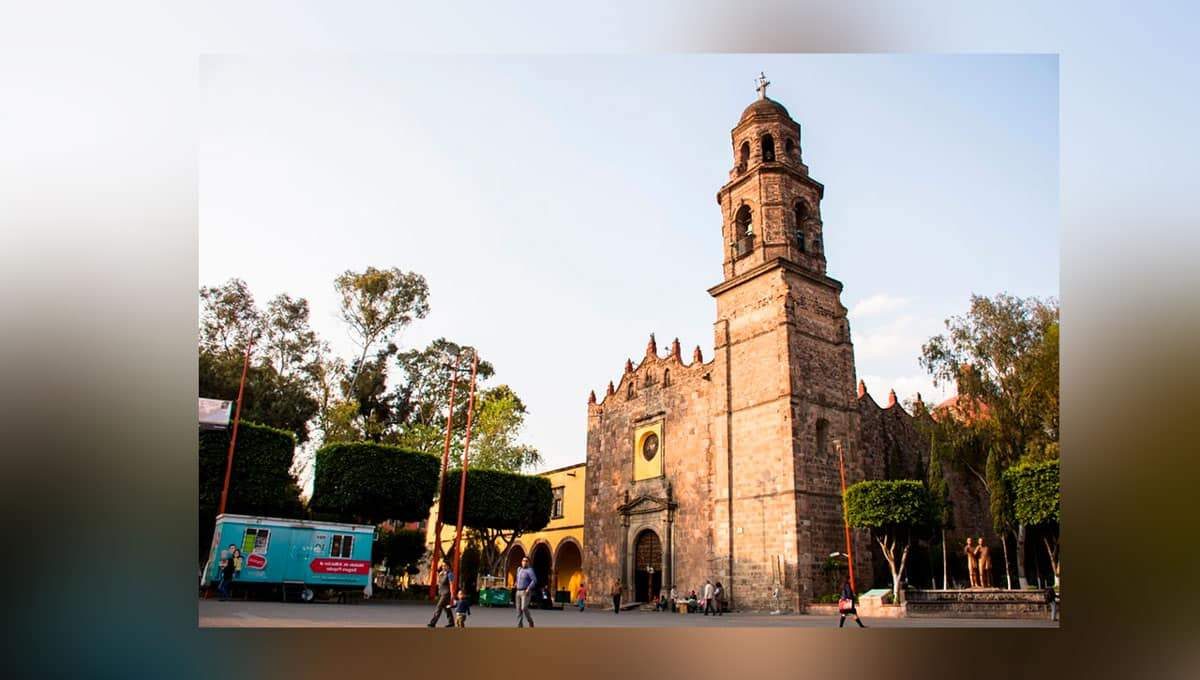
xmin=583 ymin=80 xmax=956 ymax=611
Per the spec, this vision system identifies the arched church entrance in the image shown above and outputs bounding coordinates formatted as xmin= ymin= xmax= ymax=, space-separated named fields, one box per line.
xmin=633 ymin=529 xmax=662 ymax=603
xmin=505 ymin=544 xmax=526 ymax=588
xmin=531 ymin=542 xmax=553 ymax=597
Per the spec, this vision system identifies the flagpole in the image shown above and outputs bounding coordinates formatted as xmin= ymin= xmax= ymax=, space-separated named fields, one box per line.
xmin=428 ymin=354 xmax=463 ymax=600
xmin=450 ymin=351 xmax=480 ymax=596
xmin=836 ymin=441 xmax=857 ymax=593
xmin=218 ymin=339 xmax=253 ymax=515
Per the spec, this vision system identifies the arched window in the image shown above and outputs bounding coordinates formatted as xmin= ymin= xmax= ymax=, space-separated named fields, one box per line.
xmin=733 ymin=205 xmax=755 ymax=258
xmin=738 ymin=141 xmax=750 ymax=171
xmin=816 ymin=418 xmax=830 ymax=457
xmin=735 ymin=205 xmax=753 ymax=236
xmin=627 ymin=378 xmax=635 ymax=399
xmin=761 ymin=134 xmax=776 ymax=162
xmin=663 ymin=368 xmax=671 ymax=387
xmin=794 ymin=202 xmax=808 ymax=253
xmin=785 ymin=138 xmax=795 ymax=159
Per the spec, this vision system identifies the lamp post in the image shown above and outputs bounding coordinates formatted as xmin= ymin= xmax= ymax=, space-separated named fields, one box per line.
xmin=835 ymin=441 xmax=856 ymax=593
xmin=450 ymin=351 xmax=479 ymax=597
xmin=428 ymin=354 xmax=463 ymax=600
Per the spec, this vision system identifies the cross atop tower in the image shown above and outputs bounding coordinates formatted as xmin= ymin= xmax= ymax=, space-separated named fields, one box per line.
xmin=755 ymin=71 xmax=770 ymax=99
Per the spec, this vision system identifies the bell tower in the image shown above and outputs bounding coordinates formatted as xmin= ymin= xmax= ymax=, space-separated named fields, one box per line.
xmin=707 ymin=75 xmax=864 ymax=610
xmin=718 ymin=72 xmax=828 ymax=281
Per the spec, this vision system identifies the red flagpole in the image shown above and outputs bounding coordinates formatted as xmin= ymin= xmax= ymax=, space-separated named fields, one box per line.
xmin=837 ymin=441 xmax=857 ymax=592
xmin=218 ymin=339 xmax=253 ymax=516
xmin=450 ymin=351 xmax=479 ymax=596
xmin=428 ymin=354 xmax=463 ymax=599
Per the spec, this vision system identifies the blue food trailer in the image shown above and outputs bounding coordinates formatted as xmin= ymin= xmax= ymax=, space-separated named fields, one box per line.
xmin=202 ymin=513 xmax=376 ymax=602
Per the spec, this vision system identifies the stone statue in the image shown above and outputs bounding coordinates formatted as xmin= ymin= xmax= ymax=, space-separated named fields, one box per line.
xmin=977 ymin=537 xmax=992 ymax=588
xmin=963 ymin=537 xmax=979 ymax=588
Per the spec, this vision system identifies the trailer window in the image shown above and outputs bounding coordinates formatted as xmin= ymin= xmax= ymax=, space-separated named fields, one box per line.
xmin=242 ymin=527 xmax=270 ymax=554
xmin=330 ymin=533 xmax=354 ymax=558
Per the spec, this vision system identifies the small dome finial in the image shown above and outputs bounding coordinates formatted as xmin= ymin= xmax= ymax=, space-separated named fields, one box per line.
xmin=588 ymin=390 xmax=597 ymax=405
xmin=693 ymin=346 xmax=704 ymax=364
xmin=624 ymin=358 xmax=634 ymax=374
xmin=887 ymin=389 xmax=898 ymax=407
xmin=646 ymin=333 xmax=657 ymax=358
xmin=857 ymin=379 xmax=867 ymax=398
xmin=606 ymin=381 xmax=615 ymax=397
xmin=671 ymin=337 xmax=682 ymax=360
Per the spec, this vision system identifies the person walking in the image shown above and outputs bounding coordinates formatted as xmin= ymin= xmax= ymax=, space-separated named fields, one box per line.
xmin=427 ymin=563 xmax=454 ymax=628
xmin=452 ymin=589 xmax=471 ymax=628
xmin=838 ymin=579 xmax=866 ymax=628
xmin=217 ymin=544 xmax=237 ymax=600
xmin=669 ymin=585 xmax=678 ymax=613
xmin=515 ymin=556 xmax=537 ymax=628
xmin=611 ymin=580 xmax=622 ymax=614
xmin=1045 ymin=586 xmax=1058 ymax=622
xmin=713 ymin=582 xmax=725 ymax=616
xmin=702 ymin=580 xmax=716 ymax=615
xmin=576 ymin=580 xmax=588 ymax=611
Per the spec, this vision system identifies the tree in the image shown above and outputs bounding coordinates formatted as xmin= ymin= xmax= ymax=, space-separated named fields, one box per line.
xmin=845 ymin=480 xmax=933 ymax=602
xmin=987 ymin=447 xmax=1016 ymax=589
xmin=1005 ymin=459 xmax=1060 ymax=587
xmin=391 ymin=338 xmax=494 ymax=430
xmin=927 ymin=433 xmax=953 ymax=589
xmin=199 ymin=278 xmax=262 ymax=355
xmin=469 ymin=385 xmax=542 ymax=473
xmin=199 ymin=350 xmax=319 ymax=444
xmin=373 ymin=528 xmax=427 ymax=580
xmin=335 ymin=267 xmax=430 ymax=394
xmin=198 ymin=422 xmax=304 ymax=560
xmin=262 ymin=293 xmax=319 ymax=377
xmin=437 ymin=468 xmax=553 ymax=581
xmin=309 ymin=442 xmax=440 ymax=524
xmin=920 ymin=293 xmax=1059 ymax=465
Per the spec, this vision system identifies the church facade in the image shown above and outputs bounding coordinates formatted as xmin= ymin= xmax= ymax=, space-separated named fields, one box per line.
xmin=580 ymin=84 xmax=965 ymax=611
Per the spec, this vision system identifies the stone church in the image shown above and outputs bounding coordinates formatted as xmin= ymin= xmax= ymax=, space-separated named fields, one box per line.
xmin=581 ymin=82 xmax=987 ymax=611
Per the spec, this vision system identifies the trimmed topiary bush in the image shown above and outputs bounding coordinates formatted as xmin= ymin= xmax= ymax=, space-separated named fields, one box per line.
xmin=199 ymin=421 xmax=304 ymax=559
xmin=309 ymin=442 xmax=439 ymax=524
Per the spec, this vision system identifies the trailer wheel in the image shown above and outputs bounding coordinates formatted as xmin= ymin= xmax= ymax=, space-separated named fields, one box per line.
xmin=301 ymin=587 xmax=314 ymax=603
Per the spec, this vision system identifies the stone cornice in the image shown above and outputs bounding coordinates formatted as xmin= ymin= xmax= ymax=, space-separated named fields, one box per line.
xmin=707 ymin=257 xmax=844 ymax=298
xmin=718 ymin=162 xmax=825 ymax=199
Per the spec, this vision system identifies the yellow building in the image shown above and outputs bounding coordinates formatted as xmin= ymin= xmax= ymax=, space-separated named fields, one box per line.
xmin=425 ymin=462 xmax=587 ymax=601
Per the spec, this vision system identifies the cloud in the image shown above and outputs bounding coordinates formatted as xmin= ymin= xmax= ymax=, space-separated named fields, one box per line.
xmin=852 ymin=314 xmax=920 ymax=360
xmin=850 ymin=294 xmax=910 ymax=319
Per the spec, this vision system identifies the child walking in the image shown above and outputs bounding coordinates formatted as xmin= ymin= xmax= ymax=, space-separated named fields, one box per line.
xmin=453 ymin=589 xmax=471 ymax=628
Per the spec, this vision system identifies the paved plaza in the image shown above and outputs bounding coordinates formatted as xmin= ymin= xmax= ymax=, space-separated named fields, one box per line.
xmin=199 ymin=599 xmax=1058 ymax=628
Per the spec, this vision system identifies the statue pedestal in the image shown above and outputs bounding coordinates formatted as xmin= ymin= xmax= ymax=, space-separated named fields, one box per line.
xmin=905 ymin=588 xmax=1052 ymax=619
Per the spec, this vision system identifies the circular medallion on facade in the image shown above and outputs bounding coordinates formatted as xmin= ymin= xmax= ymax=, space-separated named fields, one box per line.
xmin=641 ymin=432 xmax=659 ymax=461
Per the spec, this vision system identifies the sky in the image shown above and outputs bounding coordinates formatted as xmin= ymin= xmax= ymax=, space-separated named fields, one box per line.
xmin=199 ymin=54 xmax=1058 ymax=473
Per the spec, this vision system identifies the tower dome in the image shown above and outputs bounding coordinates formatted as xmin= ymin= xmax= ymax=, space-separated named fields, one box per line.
xmin=738 ymin=96 xmax=792 ymax=124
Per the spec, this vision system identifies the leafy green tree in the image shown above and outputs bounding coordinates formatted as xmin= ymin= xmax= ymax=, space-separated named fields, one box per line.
xmin=262 ymin=293 xmax=319 ymax=377
xmin=199 ymin=350 xmax=319 ymax=444
xmin=987 ymin=447 xmax=1015 ymax=589
xmin=198 ymin=422 xmax=304 ymax=560
xmin=335 ymin=266 xmax=430 ymax=394
xmin=373 ymin=528 xmax=427 ymax=579
xmin=1005 ymin=459 xmax=1060 ymax=586
xmin=845 ymin=480 xmax=933 ymax=602
xmin=310 ymin=442 xmax=440 ymax=524
xmin=927 ymin=433 xmax=953 ymax=589
xmin=437 ymin=468 xmax=553 ymax=580
xmin=470 ymin=385 xmax=542 ymax=473
xmin=920 ymin=293 xmax=1060 ymax=464
xmin=391 ymin=338 xmax=494 ymax=429
xmin=199 ymin=278 xmax=262 ymax=355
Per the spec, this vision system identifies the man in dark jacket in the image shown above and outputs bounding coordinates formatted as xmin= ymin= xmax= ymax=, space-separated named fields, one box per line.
xmin=218 ymin=544 xmax=237 ymax=600
xmin=428 ymin=563 xmax=454 ymax=628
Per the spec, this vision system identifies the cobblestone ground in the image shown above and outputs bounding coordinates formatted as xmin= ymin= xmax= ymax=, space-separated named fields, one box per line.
xmin=199 ymin=599 xmax=1058 ymax=628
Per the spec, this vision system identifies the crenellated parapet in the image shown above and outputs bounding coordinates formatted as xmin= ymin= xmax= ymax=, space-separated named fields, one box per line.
xmin=588 ymin=333 xmax=715 ymax=413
